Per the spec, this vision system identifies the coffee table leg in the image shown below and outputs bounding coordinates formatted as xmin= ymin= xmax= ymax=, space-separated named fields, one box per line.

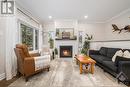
xmin=90 ymin=63 xmax=95 ymax=74
xmin=80 ymin=63 xmax=82 ymax=74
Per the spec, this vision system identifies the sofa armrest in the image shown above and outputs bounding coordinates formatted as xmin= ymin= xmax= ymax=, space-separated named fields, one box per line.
xmin=23 ymin=57 xmax=35 ymax=76
xmin=117 ymin=61 xmax=130 ymax=85
xmin=115 ymin=56 xmax=130 ymax=66
xmin=89 ymin=50 xmax=100 ymax=55
xmin=118 ymin=61 xmax=130 ymax=77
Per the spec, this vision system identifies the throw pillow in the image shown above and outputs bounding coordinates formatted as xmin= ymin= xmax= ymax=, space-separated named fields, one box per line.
xmin=123 ymin=50 xmax=130 ymax=58
xmin=112 ymin=50 xmax=123 ymax=62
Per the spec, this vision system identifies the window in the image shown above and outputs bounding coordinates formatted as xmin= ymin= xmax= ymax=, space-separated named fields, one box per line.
xmin=20 ymin=23 xmax=39 ymax=51
xmin=49 ymin=31 xmax=55 ymax=39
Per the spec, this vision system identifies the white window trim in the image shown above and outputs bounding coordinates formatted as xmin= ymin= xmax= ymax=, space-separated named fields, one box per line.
xmin=18 ymin=20 xmax=39 ymax=51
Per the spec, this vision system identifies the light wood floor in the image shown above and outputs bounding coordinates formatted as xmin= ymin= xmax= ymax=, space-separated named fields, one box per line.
xmin=8 ymin=58 xmax=126 ymax=87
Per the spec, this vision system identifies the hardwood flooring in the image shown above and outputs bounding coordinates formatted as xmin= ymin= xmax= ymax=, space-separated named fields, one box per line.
xmin=0 ymin=76 xmax=19 ymax=87
xmin=8 ymin=59 xmax=126 ymax=87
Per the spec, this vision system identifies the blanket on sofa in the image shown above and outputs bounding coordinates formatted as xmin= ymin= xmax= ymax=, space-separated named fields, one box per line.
xmin=34 ymin=55 xmax=50 ymax=71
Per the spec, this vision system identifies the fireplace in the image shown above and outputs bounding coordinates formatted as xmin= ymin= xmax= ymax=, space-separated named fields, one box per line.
xmin=60 ymin=46 xmax=73 ymax=58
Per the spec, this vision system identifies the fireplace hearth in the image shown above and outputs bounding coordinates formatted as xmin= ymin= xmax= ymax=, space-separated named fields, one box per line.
xmin=60 ymin=46 xmax=73 ymax=58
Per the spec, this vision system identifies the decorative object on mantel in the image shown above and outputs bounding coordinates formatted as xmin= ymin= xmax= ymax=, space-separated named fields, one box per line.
xmin=55 ymin=38 xmax=77 ymax=40
xmin=81 ymin=34 xmax=93 ymax=55
xmin=55 ymin=28 xmax=77 ymax=40
xmin=112 ymin=24 xmax=130 ymax=34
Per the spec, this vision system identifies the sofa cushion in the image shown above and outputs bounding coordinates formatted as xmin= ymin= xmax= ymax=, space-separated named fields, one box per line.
xmin=102 ymin=61 xmax=117 ymax=72
xmin=99 ymin=47 xmax=108 ymax=56
xmin=90 ymin=55 xmax=111 ymax=64
xmin=107 ymin=48 xmax=121 ymax=58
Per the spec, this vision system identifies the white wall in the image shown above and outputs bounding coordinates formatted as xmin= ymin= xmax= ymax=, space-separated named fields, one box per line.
xmin=78 ymin=23 xmax=106 ymax=41
xmin=104 ymin=10 xmax=130 ymax=49
xmin=43 ymin=20 xmax=106 ymax=57
xmin=105 ymin=10 xmax=130 ymax=41
xmin=43 ymin=22 xmax=55 ymax=32
xmin=43 ymin=22 xmax=55 ymax=45
xmin=90 ymin=9 xmax=130 ymax=50
xmin=55 ymin=20 xmax=77 ymax=28
xmin=43 ymin=21 xmax=106 ymax=45
xmin=43 ymin=9 xmax=130 ymax=50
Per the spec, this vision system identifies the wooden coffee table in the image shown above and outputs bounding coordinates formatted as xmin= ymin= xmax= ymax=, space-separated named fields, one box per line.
xmin=76 ymin=54 xmax=96 ymax=74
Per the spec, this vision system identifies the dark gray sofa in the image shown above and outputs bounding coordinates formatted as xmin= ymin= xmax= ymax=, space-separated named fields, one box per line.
xmin=89 ymin=47 xmax=130 ymax=85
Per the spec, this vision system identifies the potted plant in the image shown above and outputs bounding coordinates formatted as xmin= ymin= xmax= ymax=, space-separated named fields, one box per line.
xmin=81 ymin=34 xmax=93 ymax=55
xmin=54 ymin=48 xmax=58 ymax=58
xmin=48 ymin=38 xmax=54 ymax=49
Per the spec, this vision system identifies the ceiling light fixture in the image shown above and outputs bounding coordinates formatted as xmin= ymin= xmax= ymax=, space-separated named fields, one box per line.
xmin=84 ymin=15 xmax=88 ymax=19
xmin=49 ymin=16 xmax=52 ymax=19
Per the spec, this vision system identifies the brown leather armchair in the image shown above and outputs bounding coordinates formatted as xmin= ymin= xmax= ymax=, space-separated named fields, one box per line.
xmin=14 ymin=44 xmax=50 ymax=81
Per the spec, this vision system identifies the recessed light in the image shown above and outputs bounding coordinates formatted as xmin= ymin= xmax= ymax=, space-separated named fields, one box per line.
xmin=84 ymin=15 xmax=88 ymax=19
xmin=49 ymin=16 xmax=52 ymax=19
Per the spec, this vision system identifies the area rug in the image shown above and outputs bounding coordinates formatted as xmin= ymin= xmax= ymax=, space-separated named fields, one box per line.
xmin=8 ymin=59 xmax=126 ymax=87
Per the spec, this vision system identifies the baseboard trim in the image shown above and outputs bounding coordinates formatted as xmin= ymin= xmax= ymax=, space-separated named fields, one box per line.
xmin=0 ymin=73 xmax=5 ymax=80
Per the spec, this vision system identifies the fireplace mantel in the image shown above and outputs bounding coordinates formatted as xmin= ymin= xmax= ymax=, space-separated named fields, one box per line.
xmin=55 ymin=38 xmax=77 ymax=40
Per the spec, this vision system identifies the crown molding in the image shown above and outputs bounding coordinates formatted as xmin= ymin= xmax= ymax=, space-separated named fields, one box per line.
xmin=105 ymin=8 xmax=130 ymax=23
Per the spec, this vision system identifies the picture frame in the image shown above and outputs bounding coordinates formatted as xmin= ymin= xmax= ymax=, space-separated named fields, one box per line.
xmin=56 ymin=28 xmax=74 ymax=39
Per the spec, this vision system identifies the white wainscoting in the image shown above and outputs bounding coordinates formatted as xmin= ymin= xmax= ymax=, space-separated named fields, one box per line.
xmin=90 ymin=41 xmax=130 ymax=50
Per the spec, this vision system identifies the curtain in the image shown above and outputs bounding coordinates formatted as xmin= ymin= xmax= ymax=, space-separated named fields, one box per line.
xmin=5 ymin=17 xmax=18 ymax=80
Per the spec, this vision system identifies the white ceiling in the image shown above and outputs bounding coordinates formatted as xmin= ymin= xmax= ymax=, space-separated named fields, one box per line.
xmin=16 ymin=0 xmax=130 ymax=23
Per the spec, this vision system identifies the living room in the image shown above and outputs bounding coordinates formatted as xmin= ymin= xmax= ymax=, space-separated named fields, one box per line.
xmin=0 ymin=0 xmax=130 ymax=87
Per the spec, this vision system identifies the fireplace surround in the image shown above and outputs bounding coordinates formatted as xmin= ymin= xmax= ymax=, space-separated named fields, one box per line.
xmin=60 ymin=46 xmax=73 ymax=58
